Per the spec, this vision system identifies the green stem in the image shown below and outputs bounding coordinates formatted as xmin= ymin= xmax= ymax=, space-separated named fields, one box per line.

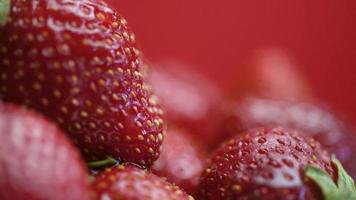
xmin=87 ymin=157 xmax=118 ymax=169
xmin=331 ymin=155 xmax=356 ymax=191
xmin=305 ymin=155 xmax=356 ymax=200
xmin=0 ymin=0 xmax=10 ymax=26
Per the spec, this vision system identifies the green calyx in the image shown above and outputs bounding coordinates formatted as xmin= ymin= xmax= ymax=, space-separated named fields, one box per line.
xmin=87 ymin=156 xmax=118 ymax=170
xmin=0 ymin=0 xmax=10 ymax=26
xmin=305 ymin=155 xmax=356 ymax=200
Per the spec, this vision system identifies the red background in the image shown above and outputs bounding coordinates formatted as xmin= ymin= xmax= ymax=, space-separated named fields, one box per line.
xmin=111 ymin=1 xmax=356 ymax=123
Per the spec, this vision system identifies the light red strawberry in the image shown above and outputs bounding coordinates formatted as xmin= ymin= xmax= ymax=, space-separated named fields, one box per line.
xmin=232 ymin=48 xmax=313 ymax=101
xmin=152 ymin=126 xmax=207 ymax=195
xmin=199 ymin=127 xmax=355 ymax=200
xmin=0 ymin=0 xmax=165 ymax=166
xmin=91 ymin=164 xmax=194 ymax=200
xmin=221 ymin=97 xmax=356 ymax=178
xmin=0 ymin=102 xmax=90 ymax=200
xmin=146 ymin=60 xmax=223 ymax=146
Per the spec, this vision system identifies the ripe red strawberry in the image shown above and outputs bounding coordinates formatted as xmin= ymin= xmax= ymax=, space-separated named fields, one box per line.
xmin=146 ymin=61 xmax=223 ymax=146
xmin=0 ymin=0 xmax=165 ymax=166
xmin=152 ymin=126 xmax=207 ymax=195
xmin=0 ymin=103 xmax=90 ymax=200
xmin=198 ymin=127 xmax=355 ymax=200
xmin=91 ymin=164 xmax=194 ymax=200
xmin=221 ymin=97 xmax=356 ymax=178
xmin=232 ymin=48 xmax=313 ymax=101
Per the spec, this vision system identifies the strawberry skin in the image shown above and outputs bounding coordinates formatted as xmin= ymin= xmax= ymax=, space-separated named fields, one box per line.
xmin=221 ymin=97 xmax=356 ymax=178
xmin=91 ymin=164 xmax=194 ymax=200
xmin=146 ymin=61 xmax=223 ymax=146
xmin=0 ymin=0 xmax=165 ymax=166
xmin=152 ymin=126 xmax=207 ymax=196
xmin=198 ymin=127 xmax=334 ymax=200
xmin=0 ymin=103 xmax=90 ymax=200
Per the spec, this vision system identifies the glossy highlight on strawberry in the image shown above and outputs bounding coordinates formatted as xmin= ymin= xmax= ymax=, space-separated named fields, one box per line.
xmin=91 ymin=164 xmax=194 ymax=200
xmin=0 ymin=0 xmax=165 ymax=166
xmin=0 ymin=102 xmax=90 ymax=200
xmin=199 ymin=127 xmax=334 ymax=200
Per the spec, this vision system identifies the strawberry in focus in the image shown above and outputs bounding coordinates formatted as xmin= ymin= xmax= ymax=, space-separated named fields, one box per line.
xmin=0 ymin=103 xmax=90 ymax=200
xmin=198 ymin=127 xmax=335 ymax=200
xmin=152 ymin=126 xmax=207 ymax=196
xmin=91 ymin=164 xmax=194 ymax=200
xmin=221 ymin=97 xmax=356 ymax=178
xmin=0 ymin=0 xmax=165 ymax=166
xmin=146 ymin=60 xmax=224 ymax=146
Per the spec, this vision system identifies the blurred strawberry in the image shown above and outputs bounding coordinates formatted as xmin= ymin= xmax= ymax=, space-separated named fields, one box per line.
xmin=198 ymin=127 xmax=355 ymax=200
xmin=221 ymin=97 xmax=356 ymax=178
xmin=91 ymin=164 xmax=194 ymax=200
xmin=0 ymin=0 xmax=165 ymax=166
xmin=0 ymin=103 xmax=89 ymax=200
xmin=146 ymin=60 xmax=224 ymax=146
xmin=233 ymin=48 xmax=313 ymax=101
xmin=152 ymin=126 xmax=207 ymax=195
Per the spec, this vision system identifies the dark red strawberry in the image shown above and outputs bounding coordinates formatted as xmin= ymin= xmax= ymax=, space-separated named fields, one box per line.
xmin=198 ymin=127 xmax=355 ymax=200
xmin=91 ymin=164 xmax=194 ymax=200
xmin=146 ymin=60 xmax=223 ymax=146
xmin=0 ymin=0 xmax=165 ymax=166
xmin=152 ymin=126 xmax=207 ymax=195
xmin=232 ymin=48 xmax=313 ymax=101
xmin=221 ymin=97 xmax=356 ymax=178
xmin=0 ymin=102 xmax=90 ymax=200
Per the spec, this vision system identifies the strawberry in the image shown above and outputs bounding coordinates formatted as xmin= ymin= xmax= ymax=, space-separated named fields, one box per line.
xmin=198 ymin=127 xmax=356 ymax=200
xmin=0 ymin=102 xmax=90 ymax=200
xmin=91 ymin=164 xmax=194 ymax=200
xmin=0 ymin=0 xmax=165 ymax=166
xmin=232 ymin=48 xmax=313 ymax=101
xmin=146 ymin=60 xmax=223 ymax=146
xmin=221 ymin=97 xmax=356 ymax=178
xmin=152 ymin=126 xmax=207 ymax=195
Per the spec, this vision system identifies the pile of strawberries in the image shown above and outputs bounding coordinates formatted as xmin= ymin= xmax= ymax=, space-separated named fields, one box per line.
xmin=0 ymin=1 xmax=355 ymax=200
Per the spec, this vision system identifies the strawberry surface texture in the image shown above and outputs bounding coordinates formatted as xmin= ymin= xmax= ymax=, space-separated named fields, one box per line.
xmin=0 ymin=102 xmax=90 ymax=200
xmin=0 ymin=0 xmax=165 ymax=167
